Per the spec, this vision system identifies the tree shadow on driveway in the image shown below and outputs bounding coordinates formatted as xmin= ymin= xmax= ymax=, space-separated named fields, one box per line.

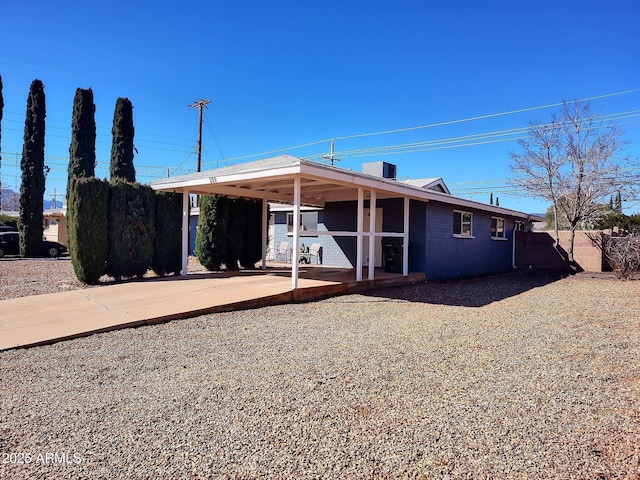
xmin=358 ymin=270 xmax=569 ymax=308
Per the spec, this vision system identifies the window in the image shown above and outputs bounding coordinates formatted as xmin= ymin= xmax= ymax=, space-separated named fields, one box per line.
xmin=287 ymin=211 xmax=318 ymax=233
xmin=491 ymin=217 xmax=505 ymax=239
xmin=453 ymin=210 xmax=473 ymax=237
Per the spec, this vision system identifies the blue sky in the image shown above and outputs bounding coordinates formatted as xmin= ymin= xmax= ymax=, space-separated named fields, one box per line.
xmin=1 ymin=0 xmax=639 ymax=214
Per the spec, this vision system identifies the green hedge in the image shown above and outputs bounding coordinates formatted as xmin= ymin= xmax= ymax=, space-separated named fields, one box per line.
xmin=107 ymin=180 xmax=155 ymax=279
xmin=152 ymin=191 xmax=182 ymax=276
xmin=196 ymin=195 xmax=266 ymax=271
xmin=67 ymin=177 xmax=109 ymax=284
xmin=195 ymin=195 xmax=226 ymax=271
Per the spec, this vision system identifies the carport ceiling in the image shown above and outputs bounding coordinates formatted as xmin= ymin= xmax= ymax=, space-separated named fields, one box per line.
xmin=183 ymin=176 xmax=365 ymax=206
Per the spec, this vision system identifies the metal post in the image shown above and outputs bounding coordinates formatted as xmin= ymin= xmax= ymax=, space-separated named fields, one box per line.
xmin=291 ymin=177 xmax=301 ymax=289
xmin=181 ymin=188 xmax=190 ymax=276
xmin=403 ymin=197 xmax=410 ymax=276
xmin=261 ymin=199 xmax=268 ymax=269
xmin=368 ymin=190 xmax=376 ymax=280
xmin=356 ymin=188 xmax=364 ymax=282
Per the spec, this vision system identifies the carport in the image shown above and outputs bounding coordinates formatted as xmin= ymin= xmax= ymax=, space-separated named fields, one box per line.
xmin=150 ymin=155 xmax=428 ymax=289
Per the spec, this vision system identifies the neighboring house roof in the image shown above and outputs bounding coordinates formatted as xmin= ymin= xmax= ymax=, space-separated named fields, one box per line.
xmin=43 ymin=208 xmax=67 ymax=218
xmin=401 ymin=178 xmax=450 ymax=194
xmin=150 ymin=155 xmax=542 ymax=221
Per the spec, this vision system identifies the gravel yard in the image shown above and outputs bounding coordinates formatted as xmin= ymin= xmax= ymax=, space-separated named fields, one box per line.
xmin=1 ymin=260 xmax=639 ymax=479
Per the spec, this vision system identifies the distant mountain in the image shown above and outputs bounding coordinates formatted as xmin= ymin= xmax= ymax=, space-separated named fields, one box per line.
xmin=44 ymin=199 xmax=64 ymax=210
xmin=1 ymin=187 xmax=63 ymax=211
xmin=1 ymin=187 xmax=19 ymax=211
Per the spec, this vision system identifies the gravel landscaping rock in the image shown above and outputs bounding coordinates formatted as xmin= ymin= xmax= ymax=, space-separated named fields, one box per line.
xmin=1 ymin=260 xmax=639 ymax=479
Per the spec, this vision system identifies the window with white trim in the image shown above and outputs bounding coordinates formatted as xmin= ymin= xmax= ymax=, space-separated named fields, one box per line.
xmin=453 ymin=210 xmax=473 ymax=237
xmin=491 ymin=217 xmax=505 ymax=239
xmin=287 ymin=212 xmax=318 ymax=233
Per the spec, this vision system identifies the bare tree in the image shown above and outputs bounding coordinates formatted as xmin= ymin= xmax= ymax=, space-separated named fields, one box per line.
xmin=510 ymin=100 xmax=639 ymax=264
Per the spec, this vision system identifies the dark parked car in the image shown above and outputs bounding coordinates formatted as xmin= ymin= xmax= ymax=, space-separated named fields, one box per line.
xmin=0 ymin=231 xmax=68 ymax=258
xmin=0 ymin=225 xmax=18 ymax=232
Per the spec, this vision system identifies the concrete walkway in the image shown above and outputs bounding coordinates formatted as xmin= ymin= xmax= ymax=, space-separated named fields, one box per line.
xmin=0 ymin=268 xmax=424 ymax=351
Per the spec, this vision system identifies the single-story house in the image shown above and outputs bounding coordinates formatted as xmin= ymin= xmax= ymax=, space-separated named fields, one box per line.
xmin=43 ymin=208 xmax=68 ymax=246
xmin=150 ymin=155 xmax=543 ymax=288
xmin=0 ymin=209 xmax=68 ymax=246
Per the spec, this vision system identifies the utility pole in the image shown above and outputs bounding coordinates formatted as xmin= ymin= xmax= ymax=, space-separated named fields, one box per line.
xmin=321 ymin=139 xmax=340 ymax=166
xmin=188 ymin=99 xmax=211 ymax=173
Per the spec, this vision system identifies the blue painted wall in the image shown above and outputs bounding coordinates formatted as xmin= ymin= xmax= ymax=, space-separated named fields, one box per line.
xmin=270 ymin=199 xmax=518 ymax=279
xmin=422 ymin=202 xmax=515 ymax=279
xmin=409 ymin=200 xmax=427 ymax=273
xmin=189 ymin=215 xmax=198 ymax=255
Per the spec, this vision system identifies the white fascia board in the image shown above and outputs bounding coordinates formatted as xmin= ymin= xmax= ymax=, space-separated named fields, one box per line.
xmin=209 ymin=165 xmax=302 ymax=184
xmin=150 ymin=175 xmax=210 ymax=190
xmin=149 ymin=162 xmax=303 ymax=190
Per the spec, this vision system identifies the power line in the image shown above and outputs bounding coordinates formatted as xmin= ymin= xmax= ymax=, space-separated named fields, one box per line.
xmin=202 ymin=89 xmax=640 ymax=166
xmin=333 ymin=89 xmax=640 ymax=141
xmin=303 ymin=111 xmax=640 ymax=161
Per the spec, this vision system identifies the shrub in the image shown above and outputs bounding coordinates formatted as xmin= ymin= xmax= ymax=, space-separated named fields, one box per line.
xmin=107 ymin=180 xmax=155 ymax=279
xmin=0 ymin=214 xmax=17 ymax=229
xmin=605 ymin=233 xmax=640 ymax=280
xmin=195 ymin=195 xmax=226 ymax=271
xmin=196 ymin=195 xmax=266 ymax=271
xmin=67 ymin=177 xmax=109 ymax=284
xmin=152 ymin=191 xmax=183 ymax=276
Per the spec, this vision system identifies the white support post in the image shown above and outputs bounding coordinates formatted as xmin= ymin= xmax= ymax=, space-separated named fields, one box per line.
xmin=403 ymin=197 xmax=410 ymax=276
xmin=291 ymin=177 xmax=301 ymax=289
xmin=261 ymin=199 xmax=268 ymax=269
xmin=368 ymin=190 xmax=376 ymax=280
xmin=356 ymin=188 xmax=364 ymax=282
xmin=181 ymin=188 xmax=190 ymax=276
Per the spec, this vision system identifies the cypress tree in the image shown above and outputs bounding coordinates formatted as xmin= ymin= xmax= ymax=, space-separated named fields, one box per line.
xmin=110 ymin=97 xmax=136 ymax=182
xmin=19 ymin=79 xmax=46 ymax=257
xmin=615 ymin=191 xmax=622 ymax=213
xmin=68 ymin=88 xmax=96 ymax=182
